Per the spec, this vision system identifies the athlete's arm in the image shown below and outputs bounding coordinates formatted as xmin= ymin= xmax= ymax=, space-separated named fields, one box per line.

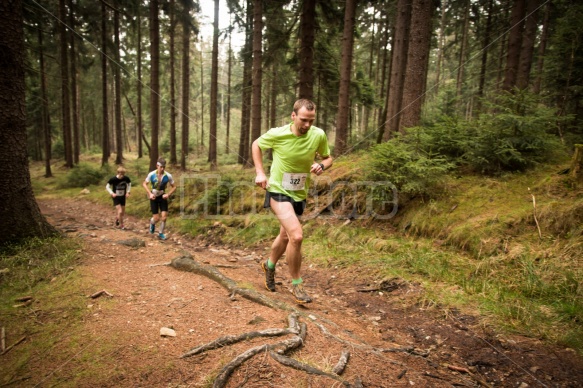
xmin=252 ymin=139 xmax=268 ymax=189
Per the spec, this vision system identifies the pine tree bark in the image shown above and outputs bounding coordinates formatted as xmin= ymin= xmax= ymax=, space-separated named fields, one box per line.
xmin=0 ymin=0 xmax=58 ymax=243
xmin=502 ymin=0 xmax=526 ymax=91
xmin=238 ymin=0 xmax=253 ymax=165
xmin=516 ymin=0 xmax=541 ymax=90
xmin=59 ymin=0 xmax=73 ymax=167
xmin=334 ymin=0 xmax=358 ymax=155
xmin=181 ymin=5 xmax=191 ymax=170
xmin=38 ymin=25 xmax=52 ymax=178
xmin=209 ymin=0 xmax=219 ymax=170
xmin=101 ymin=1 xmax=109 ymax=166
xmin=400 ymin=0 xmax=435 ymax=131
xmin=249 ymin=0 xmax=263 ymax=166
xmin=137 ymin=5 xmax=143 ymax=158
xmin=149 ymin=0 xmax=160 ymax=170
xmin=68 ymin=0 xmax=80 ymax=165
xmin=114 ymin=3 xmax=123 ymax=165
xmin=298 ymin=0 xmax=316 ymax=100
xmin=169 ymin=0 xmax=177 ymax=165
xmin=383 ymin=0 xmax=412 ymax=140
xmin=533 ymin=1 xmax=550 ymax=94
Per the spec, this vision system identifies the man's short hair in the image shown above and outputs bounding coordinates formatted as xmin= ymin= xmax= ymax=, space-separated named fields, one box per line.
xmin=157 ymin=158 xmax=166 ymax=167
xmin=116 ymin=166 xmax=126 ymax=175
xmin=293 ymin=99 xmax=316 ymax=114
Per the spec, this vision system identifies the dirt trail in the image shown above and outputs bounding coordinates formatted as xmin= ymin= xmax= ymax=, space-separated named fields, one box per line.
xmin=31 ymin=198 xmax=583 ymax=387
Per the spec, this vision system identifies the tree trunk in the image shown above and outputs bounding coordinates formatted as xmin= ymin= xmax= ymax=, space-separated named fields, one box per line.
xmin=533 ymin=0 xmax=550 ymax=94
xmin=238 ymin=0 xmax=253 ymax=166
xmin=68 ymin=0 xmax=80 ymax=165
xmin=516 ymin=0 xmax=541 ymax=90
xmin=101 ymin=1 xmax=109 ymax=166
xmin=200 ymin=48 xmax=205 ymax=148
xmin=137 ymin=5 xmax=143 ymax=158
xmin=456 ymin=0 xmax=469 ymax=102
xmin=400 ymin=0 xmax=435 ymax=131
xmin=334 ymin=0 xmax=358 ymax=156
xmin=149 ymin=0 xmax=160 ymax=170
xmin=249 ymin=0 xmax=263 ymax=166
xmin=478 ymin=0 xmax=494 ymax=107
xmin=59 ymin=0 xmax=73 ymax=167
xmin=181 ymin=5 xmax=191 ymax=171
xmin=169 ymin=0 xmax=177 ymax=165
xmin=38 ymin=25 xmax=52 ymax=178
xmin=298 ymin=0 xmax=316 ymax=100
xmin=502 ymin=0 xmax=526 ymax=91
xmin=571 ymin=144 xmax=583 ymax=183
xmin=225 ymin=30 xmax=232 ymax=155
xmin=434 ymin=0 xmax=446 ymax=97
xmin=383 ymin=0 xmax=411 ymax=140
xmin=0 ymin=0 xmax=58 ymax=243
xmin=209 ymin=0 xmax=219 ymax=170
xmin=114 ymin=3 xmax=123 ymax=165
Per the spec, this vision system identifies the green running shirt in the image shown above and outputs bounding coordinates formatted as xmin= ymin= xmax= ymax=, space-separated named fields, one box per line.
xmin=257 ymin=124 xmax=330 ymax=201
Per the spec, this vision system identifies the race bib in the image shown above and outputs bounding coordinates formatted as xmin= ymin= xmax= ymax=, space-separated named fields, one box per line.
xmin=116 ymin=182 xmax=127 ymax=196
xmin=282 ymin=172 xmax=307 ymax=191
xmin=152 ymin=189 xmax=164 ymax=197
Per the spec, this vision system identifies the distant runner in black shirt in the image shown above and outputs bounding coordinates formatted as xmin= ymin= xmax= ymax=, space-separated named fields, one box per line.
xmin=106 ymin=166 xmax=132 ymax=229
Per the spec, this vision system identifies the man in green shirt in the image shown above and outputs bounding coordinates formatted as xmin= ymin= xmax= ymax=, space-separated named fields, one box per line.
xmin=252 ymin=99 xmax=333 ymax=304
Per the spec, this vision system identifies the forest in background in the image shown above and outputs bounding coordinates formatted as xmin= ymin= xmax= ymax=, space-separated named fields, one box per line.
xmin=21 ymin=0 xmax=583 ymax=178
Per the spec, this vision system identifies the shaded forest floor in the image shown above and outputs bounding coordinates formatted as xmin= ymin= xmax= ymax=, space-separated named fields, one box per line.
xmin=3 ymin=197 xmax=582 ymax=387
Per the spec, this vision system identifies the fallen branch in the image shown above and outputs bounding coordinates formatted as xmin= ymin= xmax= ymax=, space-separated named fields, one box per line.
xmin=12 ymin=300 xmax=33 ymax=308
xmin=15 ymin=296 xmax=33 ymax=302
xmin=89 ymin=290 xmax=114 ymax=299
xmin=332 ymin=349 xmax=350 ymax=375
xmin=1 ymin=336 xmax=26 ymax=355
xmin=148 ymin=262 xmax=170 ymax=267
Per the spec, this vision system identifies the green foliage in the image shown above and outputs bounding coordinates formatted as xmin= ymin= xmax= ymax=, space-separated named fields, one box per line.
xmin=468 ymin=91 xmax=567 ymax=173
xmin=57 ymin=163 xmax=111 ymax=188
xmin=365 ymin=134 xmax=454 ymax=197
xmin=424 ymin=90 xmax=568 ymax=174
xmin=52 ymin=138 xmax=65 ymax=159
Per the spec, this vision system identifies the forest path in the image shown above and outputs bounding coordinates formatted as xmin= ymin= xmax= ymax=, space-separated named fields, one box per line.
xmin=33 ymin=197 xmax=583 ymax=387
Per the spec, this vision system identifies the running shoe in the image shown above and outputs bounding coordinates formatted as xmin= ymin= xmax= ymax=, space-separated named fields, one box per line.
xmin=158 ymin=233 xmax=166 ymax=240
xmin=115 ymin=218 xmax=120 ymax=227
xmin=261 ymin=261 xmax=276 ymax=292
xmin=149 ymin=223 xmax=155 ymax=234
xmin=291 ymin=283 xmax=312 ymax=304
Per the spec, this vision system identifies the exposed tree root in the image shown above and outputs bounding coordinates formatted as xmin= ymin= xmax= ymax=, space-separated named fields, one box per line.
xmin=171 ymin=254 xmax=291 ymax=310
xmin=170 ymin=253 xmax=430 ymax=386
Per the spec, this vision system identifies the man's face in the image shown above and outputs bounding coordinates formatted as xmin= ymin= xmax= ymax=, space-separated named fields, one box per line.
xmin=291 ymin=107 xmax=316 ymax=135
xmin=157 ymin=165 xmax=165 ymax=173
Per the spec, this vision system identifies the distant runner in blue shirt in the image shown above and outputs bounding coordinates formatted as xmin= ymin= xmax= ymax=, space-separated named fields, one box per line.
xmin=142 ymin=158 xmax=176 ymax=240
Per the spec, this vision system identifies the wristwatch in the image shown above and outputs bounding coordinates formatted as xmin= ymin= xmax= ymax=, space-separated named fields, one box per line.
xmin=319 ymin=163 xmax=325 ymax=171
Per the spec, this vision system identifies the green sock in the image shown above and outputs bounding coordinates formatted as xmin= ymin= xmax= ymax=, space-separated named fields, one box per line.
xmin=267 ymin=259 xmax=276 ymax=269
xmin=291 ymin=278 xmax=303 ymax=285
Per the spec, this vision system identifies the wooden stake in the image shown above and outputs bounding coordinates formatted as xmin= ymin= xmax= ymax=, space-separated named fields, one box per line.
xmin=528 ymin=188 xmax=542 ymax=239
